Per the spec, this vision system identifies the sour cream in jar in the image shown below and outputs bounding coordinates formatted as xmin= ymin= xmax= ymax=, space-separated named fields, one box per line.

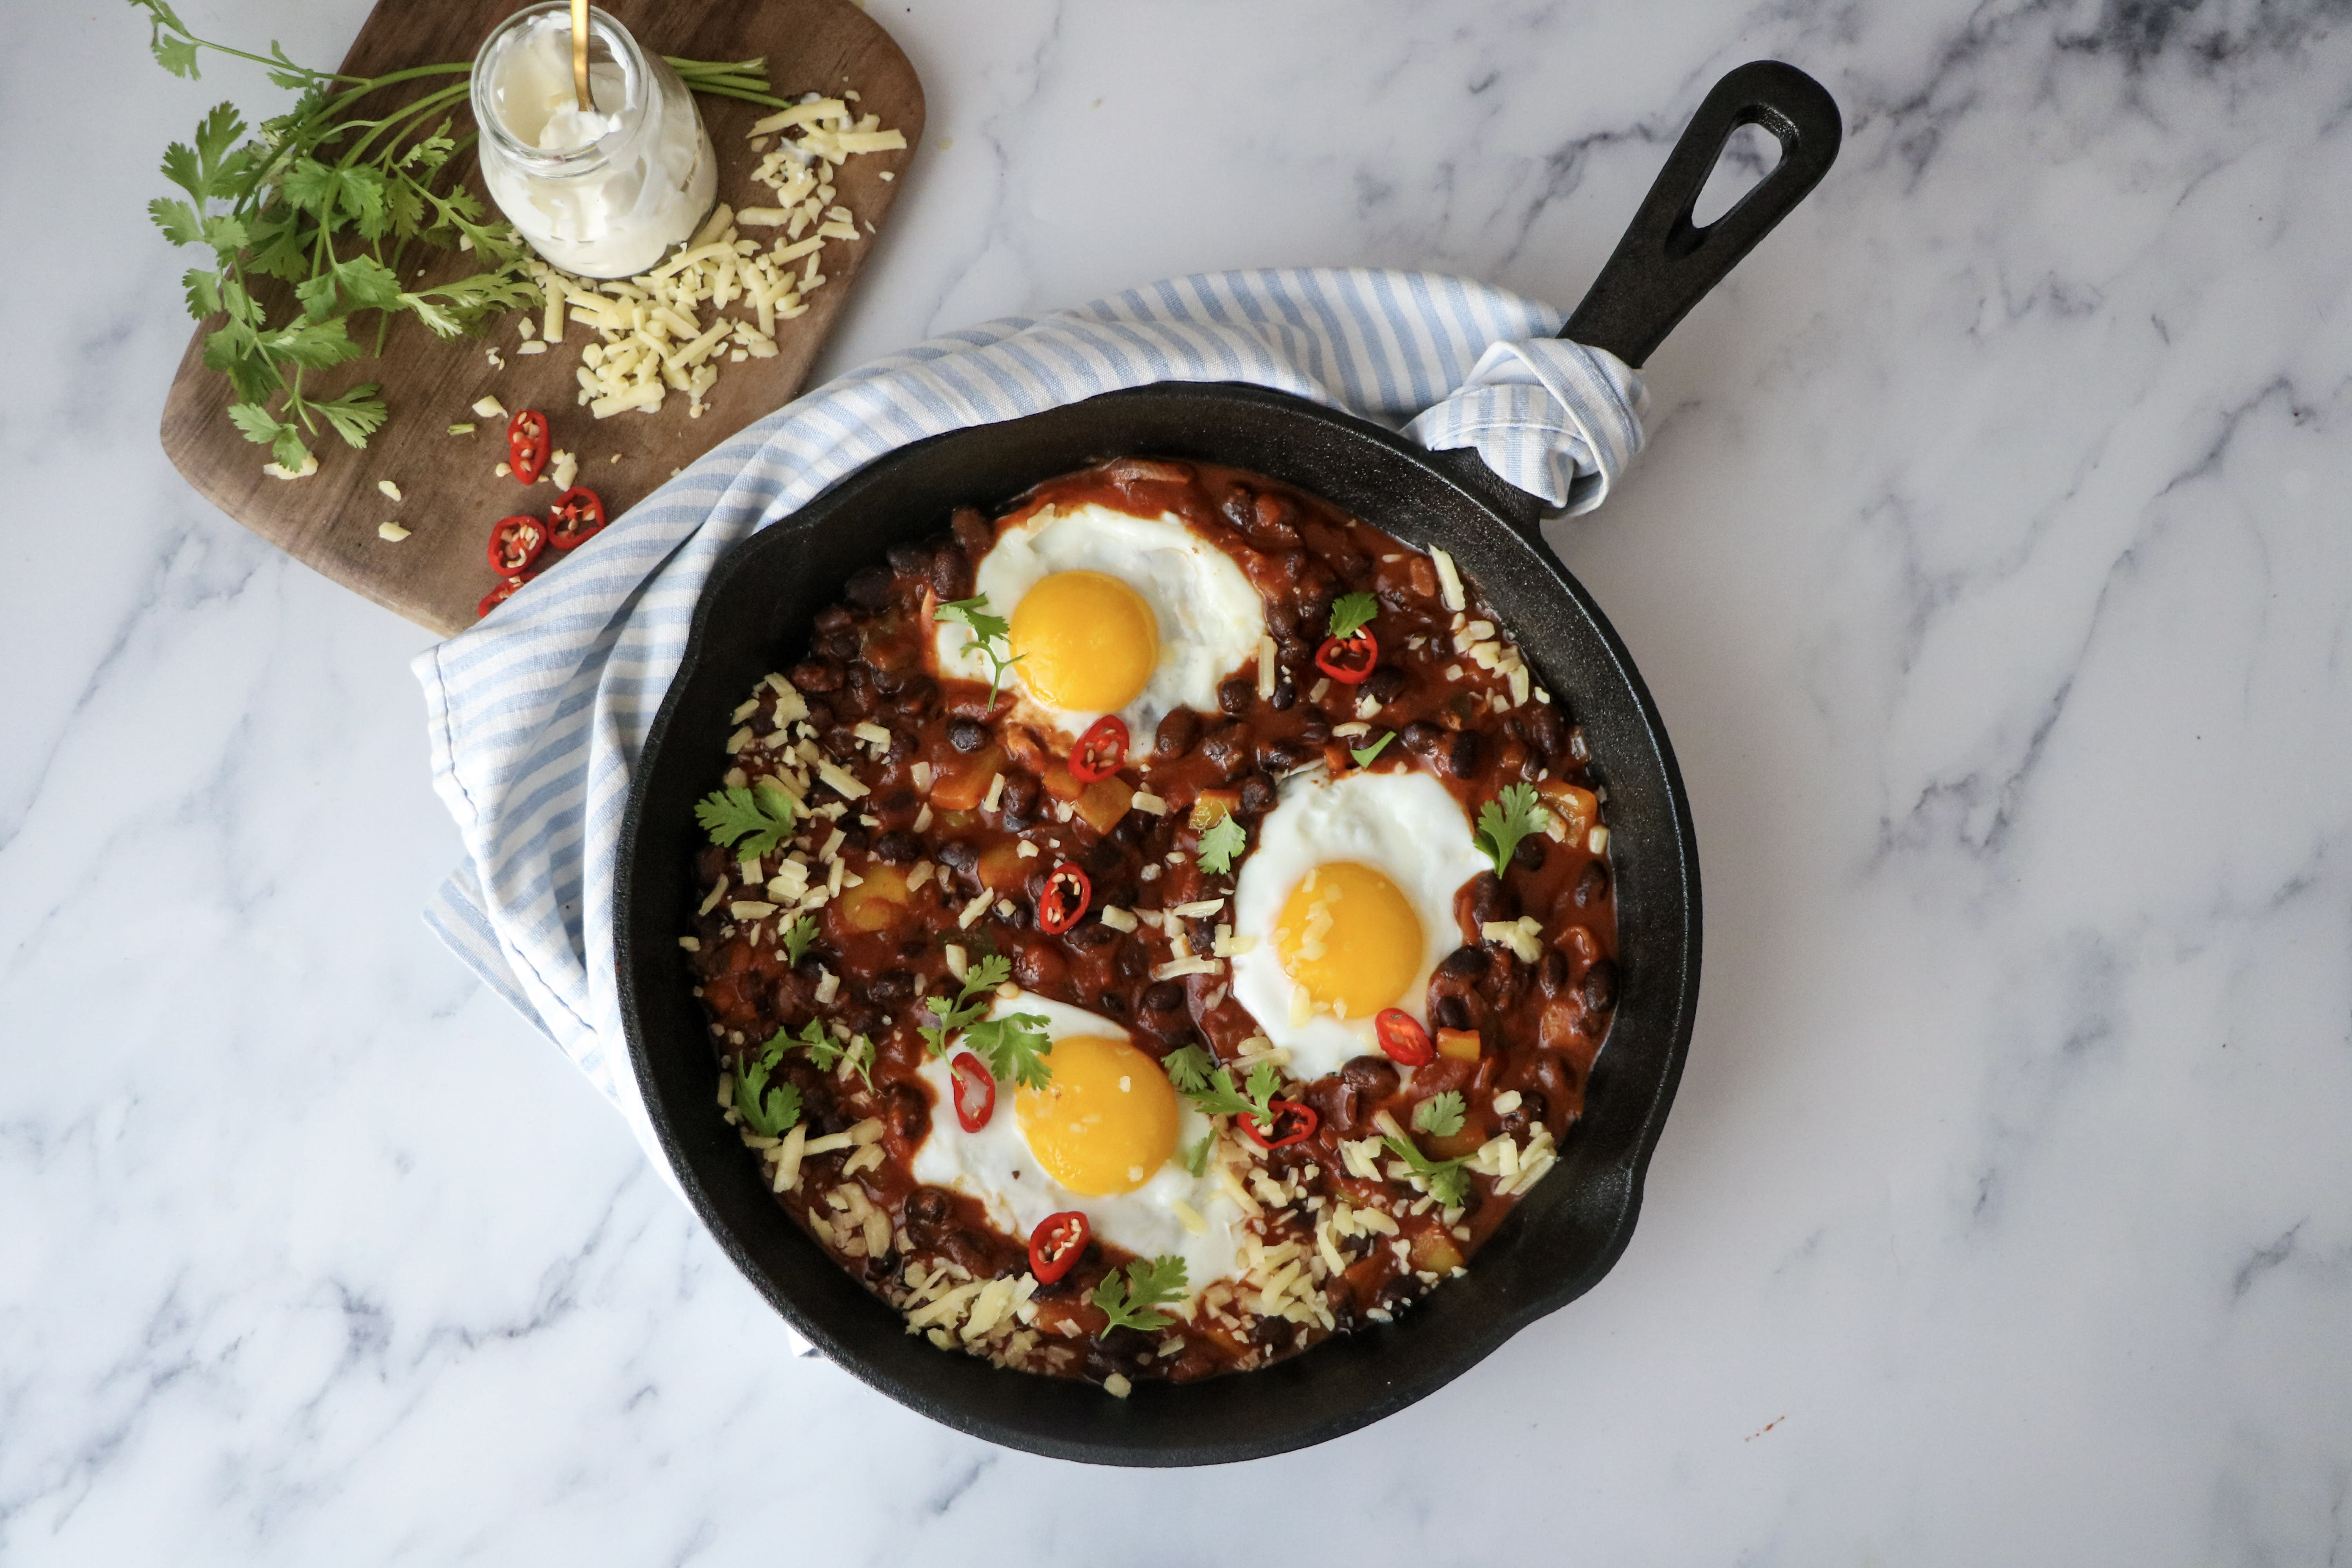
xmin=470 ymin=3 xmax=715 ymax=279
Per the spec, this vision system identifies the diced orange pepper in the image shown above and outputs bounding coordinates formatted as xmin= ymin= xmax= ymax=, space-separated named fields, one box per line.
xmin=1073 ymin=776 xmax=1133 ymax=835
xmin=1409 ymin=1229 xmax=1465 ymax=1274
xmin=930 ymin=744 xmax=1004 ymax=811
xmin=1436 ymin=1027 xmax=1482 ymax=1062
xmin=1537 ymin=780 xmax=1597 ymax=842
xmin=1040 ymin=761 xmax=1083 ymax=803
xmin=1189 ymin=788 xmax=1241 ymax=831
xmin=835 ymin=862 xmax=910 ymax=934
xmin=976 ymin=840 xmax=1030 ymax=895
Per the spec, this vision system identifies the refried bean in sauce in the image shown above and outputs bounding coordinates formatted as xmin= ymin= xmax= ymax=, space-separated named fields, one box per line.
xmin=682 ymin=458 xmax=1617 ymax=1391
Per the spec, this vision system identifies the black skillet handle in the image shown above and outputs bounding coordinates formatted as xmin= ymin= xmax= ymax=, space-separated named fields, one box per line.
xmin=1561 ymin=61 xmax=1841 ymax=368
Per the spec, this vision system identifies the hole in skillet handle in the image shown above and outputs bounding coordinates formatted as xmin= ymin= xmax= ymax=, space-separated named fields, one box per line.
xmin=1445 ymin=61 xmax=1841 ymax=535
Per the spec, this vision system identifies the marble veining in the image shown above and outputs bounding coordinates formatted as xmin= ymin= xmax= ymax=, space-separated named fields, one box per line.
xmin=3 ymin=0 xmax=2349 ymax=1560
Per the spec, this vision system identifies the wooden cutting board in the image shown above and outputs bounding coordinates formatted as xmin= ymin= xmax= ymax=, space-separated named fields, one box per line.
xmin=159 ymin=0 xmax=923 ymax=637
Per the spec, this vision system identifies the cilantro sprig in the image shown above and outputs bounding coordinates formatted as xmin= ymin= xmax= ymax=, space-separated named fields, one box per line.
xmin=919 ymin=953 xmax=1052 ymax=1089
xmin=779 ymin=915 xmax=817 ymax=967
xmin=1327 ymin=591 xmax=1381 ymax=641
xmin=793 ymin=1020 xmax=876 ymax=1092
xmin=1412 ymin=1091 xmax=1466 ymax=1138
xmin=697 ymin=782 xmax=800 ymax=860
xmin=935 ymin=594 xmax=1023 ymax=703
xmin=1382 ymin=1130 xmax=1472 ymax=1208
xmin=1164 ymin=1048 xmax=1283 ymax=1132
xmin=1180 ymin=1133 xmax=1213 ymax=1177
xmin=1196 ymin=814 xmax=1248 ymax=875
xmin=1091 ymin=1254 xmax=1189 ymax=1333
xmin=732 ymin=1035 xmax=804 ymax=1138
xmin=1471 ymin=782 xmax=1551 ymax=879
xmin=1348 ymin=731 xmax=1395 ymax=768
xmin=132 ymin=2 xmax=796 ymax=472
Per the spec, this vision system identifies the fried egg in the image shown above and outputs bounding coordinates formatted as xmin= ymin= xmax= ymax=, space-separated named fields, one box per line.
xmin=909 ymin=991 xmax=1247 ymax=1299
xmin=1227 ymin=769 xmax=1492 ymax=1082
xmin=934 ymin=502 xmax=1263 ymax=757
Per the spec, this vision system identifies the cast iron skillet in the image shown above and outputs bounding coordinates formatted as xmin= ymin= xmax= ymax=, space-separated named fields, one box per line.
xmin=617 ymin=61 xmax=1840 ymax=1465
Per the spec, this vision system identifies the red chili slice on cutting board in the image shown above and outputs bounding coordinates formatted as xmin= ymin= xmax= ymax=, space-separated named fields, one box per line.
xmin=546 ymin=485 xmax=607 ymax=549
xmin=476 ymin=574 xmax=530 ymax=620
xmin=487 ymin=515 xmax=546 ymax=576
xmin=506 ymin=409 xmax=550 ymax=485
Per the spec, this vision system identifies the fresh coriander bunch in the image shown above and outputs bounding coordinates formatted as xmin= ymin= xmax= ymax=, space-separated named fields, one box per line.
xmin=133 ymin=0 xmax=793 ymax=476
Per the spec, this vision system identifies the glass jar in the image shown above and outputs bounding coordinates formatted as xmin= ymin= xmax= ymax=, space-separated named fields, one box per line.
xmin=470 ymin=3 xmax=717 ymax=279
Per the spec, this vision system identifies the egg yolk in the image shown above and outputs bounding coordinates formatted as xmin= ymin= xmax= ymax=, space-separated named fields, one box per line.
xmin=1014 ymin=1033 xmax=1179 ymax=1195
xmin=1273 ymin=862 xmax=1424 ymax=1020
xmin=1009 ymin=570 xmax=1160 ymax=714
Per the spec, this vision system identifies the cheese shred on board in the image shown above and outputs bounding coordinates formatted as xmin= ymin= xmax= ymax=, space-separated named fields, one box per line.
xmin=523 ymin=94 xmax=906 ymax=425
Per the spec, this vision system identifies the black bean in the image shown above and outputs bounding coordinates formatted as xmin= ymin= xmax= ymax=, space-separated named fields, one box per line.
xmin=1468 ymin=871 xmax=1519 ymax=926
xmin=891 ymin=677 xmax=937 ymax=717
xmin=822 ymin=726 xmax=861 ymax=759
xmin=1220 ymin=484 xmax=1258 ymax=532
xmin=1441 ymin=945 xmax=1491 ymax=978
xmin=1268 ymin=670 xmax=1297 ymax=710
xmin=1340 ymin=1056 xmax=1399 ymax=1100
xmin=869 ymin=969 xmax=916 ymax=1006
xmin=1142 ymin=980 xmax=1187 ymax=1013
xmin=887 ymin=541 xmax=931 ymax=575
xmin=1512 ymin=834 xmax=1547 ymax=872
xmin=1247 ymin=491 xmax=1302 ymax=550
xmin=1258 ymin=738 xmax=1305 ymax=772
xmin=947 ymin=717 xmax=989 ymax=753
xmin=1324 ymin=543 xmax=1370 ymax=583
xmin=1113 ymin=810 xmax=1150 ymax=845
xmin=814 ymin=605 xmax=856 ymax=633
xmin=1265 ymin=597 xmax=1299 ymax=638
xmin=789 ymin=658 xmax=843 ymax=693
xmin=838 ymin=828 xmax=871 ymax=856
xmin=1142 ymin=998 xmax=1191 ymax=1040
xmin=1499 ymin=1087 xmax=1548 ymax=1140
xmin=803 ymin=700 xmax=834 ymax=732
xmin=872 ymin=664 xmax=909 ymax=696
xmin=1219 ymin=676 xmax=1256 ymax=717
xmin=1365 ymin=665 xmax=1406 ymax=704
xmin=1187 ymin=916 xmax=1218 ymax=953
xmin=1580 ymin=958 xmax=1618 ymax=1016
xmin=1435 ymin=994 xmax=1473 ymax=1031
xmin=1539 ymin=948 xmax=1570 ymax=997
xmin=846 ymin=565 xmax=895 ymax=609
xmin=1573 ymin=860 xmax=1610 ymax=908
xmin=949 ymin=506 xmax=993 ymax=559
xmin=1065 ymin=921 xmax=1118 ymax=950
xmin=1296 ymin=707 xmax=1330 ymax=744
xmin=793 ymin=949 xmax=830 ymax=979
xmin=1402 ymin=720 xmax=1444 ymax=755
xmin=1154 ymin=707 xmax=1201 ymax=760
xmin=1238 ymin=772 xmax=1276 ymax=815
xmin=935 ymin=840 xmax=978 ymax=875
xmin=875 ymin=831 xmax=920 ymax=864
xmin=1083 ymin=838 xmax=1123 ymax=875
xmin=1000 ymin=771 xmax=1039 ymax=819
xmin=1201 ymin=720 xmax=1252 ymax=776
xmin=822 ymin=630 xmax=862 ymax=663
xmin=1448 ymin=730 xmax=1481 ymax=779
xmin=1096 ymin=990 xmax=1128 ymax=1017
xmin=904 ymin=1187 xmax=956 ymax=1243
xmin=885 ymin=729 xmax=916 ymax=764
xmin=1524 ymin=702 xmax=1564 ymax=760
xmin=930 ymin=546 xmax=974 ymax=601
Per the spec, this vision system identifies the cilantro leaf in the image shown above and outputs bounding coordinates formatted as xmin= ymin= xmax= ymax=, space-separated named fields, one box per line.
xmin=312 ymin=385 xmax=387 ymax=449
xmin=779 ymin=915 xmax=817 ymax=967
xmin=181 ymin=267 xmax=221 ymax=320
xmin=148 ymin=197 xmax=204 ymax=247
xmin=1382 ymin=1132 xmax=1472 ymax=1208
xmin=260 ymin=317 xmax=362 ymax=371
xmin=268 ymin=426 xmax=312 ymax=473
xmin=733 ymin=1036 xmax=804 ymax=1138
xmin=1175 ymin=1058 xmax=1284 ymax=1132
xmin=936 ymin=594 xmax=1023 ymax=702
xmin=1348 ymin=731 xmax=1395 ymax=768
xmin=1327 ymin=591 xmax=1380 ymax=641
xmin=1412 ymin=1091 xmax=1466 ymax=1139
xmin=1160 ymin=1044 xmax=1213 ymax=1095
xmin=919 ymin=954 xmax=1051 ymax=1088
xmin=1472 ymin=781 xmax=1550 ymax=879
xmin=795 ymin=1021 xmax=876 ymax=1092
xmin=1197 ymin=814 xmax=1247 ymax=875
xmin=226 ymin=401 xmax=287 ymax=448
xmin=695 ymin=782 xmax=799 ymax=858
xmin=1091 ymin=1254 xmax=1188 ymax=1333
xmin=1181 ymin=1133 xmax=1212 ymax=1177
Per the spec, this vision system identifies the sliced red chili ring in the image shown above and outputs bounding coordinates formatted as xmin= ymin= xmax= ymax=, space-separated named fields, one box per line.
xmin=1035 ymin=861 xmax=1092 ymax=935
xmin=1069 ymin=713 xmax=1129 ymax=783
xmin=545 ymin=485 xmax=608 ymax=550
xmin=949 ymin=1049 xmax=996 ymax=1132
xmin=487 ymin=515 xmax=546 ymax=575
xmin=1028 ymin=1210 xmax=1091 ymax=1284
xmin=1240 ymin=1098 xmax=1319 ymax=1149
xmin=1314 ymin=628 xmax=1379 ymax=684
xmin=1375 ymin=1007 xmax=1436 ymax=1067
xmin=475 ymin=574 xmax=530 ymax=620
xmin=506 ymin=409 xmax=550 ymax=485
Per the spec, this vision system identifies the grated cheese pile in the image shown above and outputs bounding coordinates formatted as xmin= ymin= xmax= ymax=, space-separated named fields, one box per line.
xmin=524 ymin=93 xmax=906 ymax=424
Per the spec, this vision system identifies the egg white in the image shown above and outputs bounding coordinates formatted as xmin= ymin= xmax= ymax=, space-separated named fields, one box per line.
xmin=908 ymin=990 xmax=1249 ymax=1299
xmin=933 ymin=501 xmax=1264 ymax=756
xmin=1227 ymin=769 xmax=1492 ymax=1083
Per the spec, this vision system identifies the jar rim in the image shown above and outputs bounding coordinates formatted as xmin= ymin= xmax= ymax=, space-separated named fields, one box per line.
xmin=469 ymin=2 xmax=647 ymax=173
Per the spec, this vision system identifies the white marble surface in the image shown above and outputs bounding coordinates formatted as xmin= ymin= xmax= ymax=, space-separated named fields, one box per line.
xmin=5 ymin=0 xmax=2350 ymax=1558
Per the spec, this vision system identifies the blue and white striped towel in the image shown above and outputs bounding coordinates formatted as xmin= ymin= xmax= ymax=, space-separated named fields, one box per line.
xmin=415 ymin=268 xmax=1645 ymax=1169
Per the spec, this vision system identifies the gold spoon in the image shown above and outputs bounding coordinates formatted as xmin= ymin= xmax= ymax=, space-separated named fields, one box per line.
xmin=570 ymin=0 xmax=592 ymax=113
